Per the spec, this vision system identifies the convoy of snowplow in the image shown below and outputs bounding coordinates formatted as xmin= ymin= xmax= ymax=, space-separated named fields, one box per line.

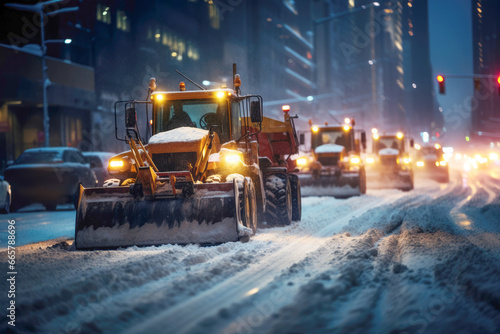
xmin=74 ymin=66 xmax=435 ymax=250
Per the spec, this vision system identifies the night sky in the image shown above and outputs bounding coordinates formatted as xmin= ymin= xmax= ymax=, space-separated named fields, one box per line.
xmin=428 ymin=0 xmax=473 ymax=144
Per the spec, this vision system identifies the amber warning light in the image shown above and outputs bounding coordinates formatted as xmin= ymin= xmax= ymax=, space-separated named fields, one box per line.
xmin=282 ymin=105 xmax=290 ymax=113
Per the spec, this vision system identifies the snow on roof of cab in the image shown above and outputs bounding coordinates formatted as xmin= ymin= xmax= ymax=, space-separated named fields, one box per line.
xmin=315 ymin=144 xmax=345 ymax=154
xmin=148 ymin=127 xmax=208 ymax=144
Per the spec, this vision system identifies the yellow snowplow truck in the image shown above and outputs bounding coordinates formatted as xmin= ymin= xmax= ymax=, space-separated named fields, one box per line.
xmin=74 ymin=71 xmax=301 ymax=249
xmin=295 ymin=118 xmax=367 ymax=198
xmin=365 ymin=130 xmax=414 ymax=191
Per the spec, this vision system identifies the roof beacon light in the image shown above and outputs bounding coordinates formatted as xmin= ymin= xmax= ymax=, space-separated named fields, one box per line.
xmin=344 ymin=117 xmax=350 ymax=124
xmin=149 ymin=77 xmax=157 ymax=92
xmin=397 ymin=132 xmax=404 ymax=139
xmin=312 ymin=126 xmax=319 ymax=133
xmin=179 ymin=82 xmax=186 ymax=91
xmin=234 ymin=74 xmax=241 ymax=88
xmin=216 ymin=91 xmax=225 ymax=99
xmin=435 ymin=143 xmax=441 ymax=149
xmin=372 ymin=128 xmax=378 ymax=134
xmin=343 ymin=125 xmax=350 ymax=131
xmin=282 ymin=105 xmax=290 ymax=113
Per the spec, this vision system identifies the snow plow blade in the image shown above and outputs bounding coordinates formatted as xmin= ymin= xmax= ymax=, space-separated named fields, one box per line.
xmin=366 ymin=171 xmax=413 ymax=191
xmin=74 ymin=183 xmax=241 ymax=250
xmin=298 ymin=173 xmax=360 ymax=198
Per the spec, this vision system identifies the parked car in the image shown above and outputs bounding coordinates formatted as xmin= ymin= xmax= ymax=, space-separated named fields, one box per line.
xmin=82 ymin=152 xmax=115 ymax=186
xmin=4 ymin=147 xmax=97 ymax=211
xmin=0 ymin=176 xmax=11 ymax=214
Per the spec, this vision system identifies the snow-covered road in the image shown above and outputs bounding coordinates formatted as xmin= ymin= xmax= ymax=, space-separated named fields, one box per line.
xmin=1 ymin=168 xmax=499 ymax=333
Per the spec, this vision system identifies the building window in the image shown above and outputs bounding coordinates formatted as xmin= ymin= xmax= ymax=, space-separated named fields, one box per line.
xmin=97 ymin=4 xmax=111 ymax=24
xmin=208 ymin=4 xmax=220 ymax=29
xmin=117 ymin=10 xmax=130 ymax=32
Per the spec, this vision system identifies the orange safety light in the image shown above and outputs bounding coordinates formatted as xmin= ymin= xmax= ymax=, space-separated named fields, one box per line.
xmin=179 ymin=82 xmax=186 ymax=91
xmin=437 ymin=75 xmax=444 ymax=83
xmin=234 ymin=74 xmax=241 ymax=88
xmin=282 ymin=105 xmax=290 ymax=113
xmin=149 ymin=77 xmax=157 ymax=92
xmin=325 ymin=122 xmax=328 ymax=126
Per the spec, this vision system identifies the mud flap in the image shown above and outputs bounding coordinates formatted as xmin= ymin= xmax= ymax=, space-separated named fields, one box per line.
xmin=74 ymin=183 xmax=240 ymax=250
xmin=298 ymin=173 xmax=361 ymax=198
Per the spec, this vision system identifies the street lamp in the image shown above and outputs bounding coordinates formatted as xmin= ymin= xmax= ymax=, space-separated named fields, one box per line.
xmin=5 ymin=0 xmax=78 ymax=147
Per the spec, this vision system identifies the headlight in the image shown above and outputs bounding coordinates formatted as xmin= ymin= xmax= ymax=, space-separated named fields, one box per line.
xmin=350 ymin=157 xmax=361 ymax=164
xmin=439 ymin=161 xmax=447 ymax=166
xmin=489 ymin=153 xmax=498 ymax=160
xmin=403 ymin=158 xmax=411 ymax=164
xmin=224 ymin=154 xmax=241 ymax=163
xmin=297 ymin=158 xmax=308 ymax=166
xmin=366 ymin=157 xmax=375 ymax=164
xmin=417 ymin=161 xmax=424 ymax=167
xmin=109 ymin=160 xmax=124 ymax=168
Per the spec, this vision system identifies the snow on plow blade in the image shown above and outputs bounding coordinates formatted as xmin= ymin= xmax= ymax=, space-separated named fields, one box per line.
xmin=366 ymin=171 xmax=412 ymax=190
xmin=298 ymin=173 xmax=360 ymax=198
xmin=74 ymin=183 xmax=239 ymax=250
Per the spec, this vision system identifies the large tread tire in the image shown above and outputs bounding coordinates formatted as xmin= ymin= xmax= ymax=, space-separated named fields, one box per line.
xmin=360 ymin=168 xmax=367 ymax=195
xmin=265 ymin=174 xmax=292 ymax=226
xmin=237 ymin=178 xmax=257 ymax=239
xmin=0 ymin=195 xmax=10 ymax=214
xmin=289 ymin=174 xmax=302 ymax=221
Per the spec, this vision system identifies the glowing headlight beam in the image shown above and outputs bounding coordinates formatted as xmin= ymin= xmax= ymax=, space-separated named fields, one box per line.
xmin=109 ymin=160 xmax=124 ymax=168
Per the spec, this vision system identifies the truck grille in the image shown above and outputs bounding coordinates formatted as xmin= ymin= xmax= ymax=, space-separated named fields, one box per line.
xmin=380 ymin=155 xmax=397 ymax=166
xmin=152 ymin=152 xmax=197 ymax=171
xmin=317 ymin=156 xmax=339 ymax=166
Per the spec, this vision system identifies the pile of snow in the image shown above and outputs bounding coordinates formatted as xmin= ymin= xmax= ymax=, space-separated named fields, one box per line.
xmin=148 ymin=127 xmax=208 ymax=144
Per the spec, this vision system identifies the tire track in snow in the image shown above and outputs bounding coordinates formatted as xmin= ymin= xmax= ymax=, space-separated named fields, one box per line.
xmin=126 ymin=193 xmax=407 ymax=334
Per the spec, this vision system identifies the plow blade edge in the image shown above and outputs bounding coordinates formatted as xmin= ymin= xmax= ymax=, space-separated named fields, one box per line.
xmin=74 ymin=184 xmax=239 ymax=250
xmin=298 ymin=173 xmax=361 ymax=198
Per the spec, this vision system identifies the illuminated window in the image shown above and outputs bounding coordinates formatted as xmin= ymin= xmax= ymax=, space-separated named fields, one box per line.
xmin=97 ymin=4 xmax=111 ymax=24
xmin=209 ymin=4 xmax=220 ymax=29
xmin=117 ymin=10 xmax=130 ymax=32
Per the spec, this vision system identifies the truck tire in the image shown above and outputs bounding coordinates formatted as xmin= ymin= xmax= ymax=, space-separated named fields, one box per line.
xmin=360 ymin=168 xmax=367 ymax=195
xmin=1 ymin=195 xmax=10 ymax=214
xmin=289 ymin=174 xmax=301 ymax=221
xmin=238 ymin=178 xmax=257 ymax=241
xmin=265 ymin=174 xmax=292 ymax=226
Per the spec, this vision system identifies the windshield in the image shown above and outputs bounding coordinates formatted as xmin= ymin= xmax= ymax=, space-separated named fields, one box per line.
xmin=154 ymin=99 xmax=230 ymax=142
xmin=312 ymin=128 xmax=351 ymax=151
xmin=15 ymin=150 xmax=63 ymax=164
xmin=374 ymin=136 xmax=403 ymax=153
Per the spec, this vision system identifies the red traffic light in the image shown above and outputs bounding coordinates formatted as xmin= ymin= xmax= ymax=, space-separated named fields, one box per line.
xmin=437 ymin=75 xmax=445 ymax=94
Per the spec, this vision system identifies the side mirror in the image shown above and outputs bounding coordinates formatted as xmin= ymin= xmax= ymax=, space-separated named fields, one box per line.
xmin=299 ymin=133 xmax=305 ymax=145
xmin=125 ymin=106 xmax=137 ymax=129
xmin=361 ymin=131 xmax=367 ymax=150
xmin=7 ymin=160 xmax=13 ymax=167
xmin=410 ymin=139 xmax=414 ymax=148
xmin=250 ymin=101 xmax=263 ymax=123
